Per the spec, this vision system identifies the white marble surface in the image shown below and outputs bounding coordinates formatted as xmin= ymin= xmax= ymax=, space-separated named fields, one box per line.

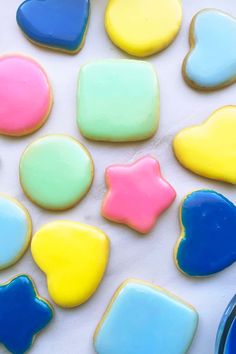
xmin=0 ymin=0 xmax=236 ymax=353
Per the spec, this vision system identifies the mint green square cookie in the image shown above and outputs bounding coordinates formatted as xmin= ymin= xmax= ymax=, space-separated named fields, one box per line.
xmin=77 ymin=60 xmax=159 ymax=142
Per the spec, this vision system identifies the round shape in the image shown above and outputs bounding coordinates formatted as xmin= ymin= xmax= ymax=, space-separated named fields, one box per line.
xmin=0 ymin=54 xmax=52 ymax=136
xmin=105 ymin=0 xmax=182 ymax=57
xmin=0 ymin=194 xmax=32 ymax=269
xmin=19 ymin=135 xmax=94 ymax=210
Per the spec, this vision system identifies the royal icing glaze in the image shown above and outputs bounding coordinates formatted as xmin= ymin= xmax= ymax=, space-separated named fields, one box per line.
xmin=0 ymin=195 xmax=32 ymax=270
xmin=183 ymin=10 xmax=236 ymax=90
xmin=19 ymin=135 xmax=94 ymax=210
xmin=175 ymin=190 xmax=236 ymax=277
xmin=77 ymin=60 xmax=159 ymax=142
xmin=173 ymin=106 xmax=236 ymax=184
xmin=0 ymin=55 xmax=52 ymax=136
xmin=102 ymin=156 xmax=176 ymax=234
xmin=31 ymin=221 xmax=110 ymax=308
xmin=0 ymin=275 xmax=53 ymax=354
xmin=94 ymin=279 xmax=198 ymax=354
xmin=105 ymin=0 xmax=182 ymax=57
xmin=215 ymin=295 xmax=236 ymax=354
xmin=17 ymin=0 xmax=90 ymax=53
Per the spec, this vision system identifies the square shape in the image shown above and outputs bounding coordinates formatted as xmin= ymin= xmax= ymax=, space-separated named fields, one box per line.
xmin=94 ymin=280 xmax=198 ymax=354
xmin=77 ymin=60 xmax=159 ymax=142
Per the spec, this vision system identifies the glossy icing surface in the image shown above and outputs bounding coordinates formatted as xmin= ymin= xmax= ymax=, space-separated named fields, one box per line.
xmin=19 ymin=135 xmax=94 ymax=210
xmin=173 ymin=106 xmax=236 ymax=184
xmin=175 ymin=190 xmax=236 ymax=277
xmin=0 ymin=195 xmax=31 ymax=270
xmin=215 ymin=295 xmax=236 ymax=354
xmin=0 ymin=55 xmax=51 ymax=136
xmin=17 ymin=0 xmax=90 ymax=53
xmin=105 ymin=0 xmax=182 ymax=57
xmin=94 ymin=280 xmax=198 ymax=354
xmin=102 ymin=156 xmax=176 ymax=234
xmin=184 ymin=10 xmax=236 ymax=90
xmin=77 ymin=60 xmax=159 ymax=142
xmin=0 ymin=275 xmax=53 ymax=354
xmin=31 ymin=221 xmax=110 ymax=308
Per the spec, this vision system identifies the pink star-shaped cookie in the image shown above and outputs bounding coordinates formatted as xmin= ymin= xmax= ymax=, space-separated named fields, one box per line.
xmin=102 ymin=156 xmax=176 ymax=234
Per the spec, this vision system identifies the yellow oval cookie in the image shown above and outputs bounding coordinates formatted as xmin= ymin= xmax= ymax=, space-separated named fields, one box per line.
xmin=173 ymin=106 xmax=236 ymax=184
xmin=31 ymin=221 xmax=110 ymax=308
xmin=105 ymin=0 xmax=182 ymax=57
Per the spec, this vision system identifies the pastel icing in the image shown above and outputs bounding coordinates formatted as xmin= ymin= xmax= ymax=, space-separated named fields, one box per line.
xmin=31 ymin=221 xmax=110 ymax=308
xmin=105 ymin=0 xmax=182 ymax=57
xmin=17 ymin=0 xmax=90 ymax=53
xmin=173 ymin=106 xmax=236 ymax=184
xmin=175 ymin=190 xmax=236 ymax=277
xmin=0 ymin=195 xmax=32 ymax=270
xmin=183 ymin=10 xmax=236 ymax=90
xmin=77 ymin=60 xmax=159 ymax=142
xmin=0 ymin=275 xmax=53 ymax=354
xmin=94 ymin=279 xmax=198 ymax=354
xmin=215 ymin=295 xmax=236 ymax=354
xmin=102 ymin=156 xmax=176 ymax=234
xmin=0 ymin=55 xmax=52 ymax=136
xmin=19 ymin=135 xmax=94 ymax=210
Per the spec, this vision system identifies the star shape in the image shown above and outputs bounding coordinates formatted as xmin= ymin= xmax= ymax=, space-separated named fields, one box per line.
xmin=102 ymin=156 xmax=176 ymax=233
xmin=0 ymin=275 xmax=53 ymax=354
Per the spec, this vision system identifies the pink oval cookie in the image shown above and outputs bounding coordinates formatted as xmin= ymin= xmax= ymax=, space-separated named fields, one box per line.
xmin=0 ymin=55 xmax=52 ymax=136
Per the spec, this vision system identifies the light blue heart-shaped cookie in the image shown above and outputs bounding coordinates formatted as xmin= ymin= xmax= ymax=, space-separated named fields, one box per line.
xmin=183 ymin=9 xmax=236 ymax=90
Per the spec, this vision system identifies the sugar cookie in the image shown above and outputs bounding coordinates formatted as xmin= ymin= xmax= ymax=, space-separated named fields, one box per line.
xmin=0 ymin=54 xmax=52 ymax=136
xmin=19 ymin=135 xmax=94 ymax=210
xmin=0 ymin=275 xmax=53 ymax=354
xmin=175 ymin=190 xmax=236 ymax=277
xmin=0 ymin=194 xmax=32 ymax=270
xmin=173 ymin=106 xmax=236 ymax=184
xmin=31 ymin=221 xmax=110 ymax=308
xmin=105 ymin=0 xmax=182 ymax=57
xmin=183 ymin=9 xmax=236 ymax=90
xmin=215 ymin=295 xmax=236 ymax=354
xmin=17 ymin=0 xmax=90 ymax=54
xmin=94 ymin=279 xmax=198 ymax=354
xmin=102 ymin=156 xmax=176 ymax=234
xmin=77 ymin=60 xmax=159 ymax=142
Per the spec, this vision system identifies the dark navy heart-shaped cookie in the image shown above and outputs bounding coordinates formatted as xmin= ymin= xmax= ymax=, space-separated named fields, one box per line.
xmin=175 ymin=190 xmax=236 ymax=277
xmin=17 ymin=0 xmax=90 ymax=53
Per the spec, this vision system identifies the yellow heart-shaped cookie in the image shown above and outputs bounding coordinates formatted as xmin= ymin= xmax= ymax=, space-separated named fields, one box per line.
xmin=31 ymin=221 xmax=110 ymax=308
xmin=173 ymin=106 xmax=236 ymax=184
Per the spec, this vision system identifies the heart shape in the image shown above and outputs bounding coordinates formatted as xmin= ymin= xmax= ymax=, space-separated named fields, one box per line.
xmin=183 ymin=9 xmax=236 ymax=90
xmin=173 ymin=106 xmax=236 ymax=184
xmin=31 ymin=221 xmax=110 ymax=308
xmin=175 ymin=190 xmax=236 ymax=277
xmin=17 ymin=0 xmax=90 ymax=53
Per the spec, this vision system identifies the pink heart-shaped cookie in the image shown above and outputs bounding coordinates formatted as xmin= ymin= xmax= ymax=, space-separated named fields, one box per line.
xmin=0 ymin=55 xmax=52 ymax=136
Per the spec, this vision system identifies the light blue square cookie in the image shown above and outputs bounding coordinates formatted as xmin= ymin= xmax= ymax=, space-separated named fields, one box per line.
xmin=94 ymin=280 xmax=198 ymax=354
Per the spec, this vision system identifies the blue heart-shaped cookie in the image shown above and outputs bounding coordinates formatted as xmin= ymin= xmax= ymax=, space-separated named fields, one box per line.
xmin=175 ymin=190 xmax=236 ymax=277
xmin=17 ymin=0 xmax=90 ymax=53
xmin=215 ymin=295 xmax=236 ymax=354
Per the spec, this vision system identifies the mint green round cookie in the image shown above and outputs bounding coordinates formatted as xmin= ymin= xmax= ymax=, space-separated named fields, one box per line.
xmin=19 ymin=135 xmax=94 ymax=210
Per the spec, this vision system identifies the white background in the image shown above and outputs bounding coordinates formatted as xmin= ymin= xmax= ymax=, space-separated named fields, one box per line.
xmin=0 ymin=0 xmax=236 ymax=353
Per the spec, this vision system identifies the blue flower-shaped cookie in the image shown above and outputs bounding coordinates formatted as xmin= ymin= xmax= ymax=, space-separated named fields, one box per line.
xmin=0 ymin=275 xmax=53 ymax=354
xmin=17 ymin=0 xmax=90 ymax=53
xmin=215 ymin=295 xmax=236 ymax=354
xmin=175 ymin=190 xmax=236 ymax=277
xmin=183 ymin=10 xmax=236 ymax=90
